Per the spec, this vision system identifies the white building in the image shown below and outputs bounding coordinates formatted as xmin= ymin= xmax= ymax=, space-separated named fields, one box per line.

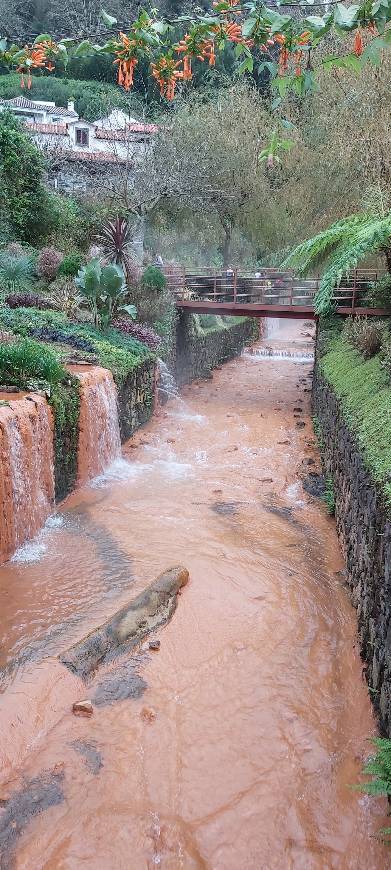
xmin=0 ymin=96 xmax=158 ymax=165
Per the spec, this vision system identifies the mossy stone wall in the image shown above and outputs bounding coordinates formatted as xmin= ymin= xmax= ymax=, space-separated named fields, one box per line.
xmin=313 ymin=325 xmax=391 ymax=736
xmin=117 ymin=358 xmax=156 ymax=442
xmin=175 ymin=312 xmax=258 ymax=385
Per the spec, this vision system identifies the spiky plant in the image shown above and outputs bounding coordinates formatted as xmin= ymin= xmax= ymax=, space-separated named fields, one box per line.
xmin=98 ymin=216 xmax=138 ymax=285
xmin=0 ymin=253 xmax=35 ymax=296
xmin=283 ymin=211 xmax=391 ymax=315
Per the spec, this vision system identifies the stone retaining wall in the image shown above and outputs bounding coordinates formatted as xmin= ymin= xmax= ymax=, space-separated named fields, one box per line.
xmin=175 ymin=312 xmax=258 ymax=385
xmin=313 ymin=341 xmax=391 ymax=736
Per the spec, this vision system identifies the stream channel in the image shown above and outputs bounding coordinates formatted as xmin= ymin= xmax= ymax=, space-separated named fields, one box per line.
xmin=0 ymin=320 xmax=387 ymax=868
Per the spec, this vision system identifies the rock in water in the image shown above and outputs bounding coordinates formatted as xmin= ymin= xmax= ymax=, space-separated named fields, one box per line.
xmin=149 ymin=640 xmax=161 ymax=651
xmin=72 ymin=700 xmax=93 ymax=718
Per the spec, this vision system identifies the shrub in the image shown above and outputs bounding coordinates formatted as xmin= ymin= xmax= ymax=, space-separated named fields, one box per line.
xmin=141 ymin=266 xmax=167 ymax=292
xmin=0 ymin=253 xmax=35 ymax=295
xmin=58 ymin=253 xmax=83 ymax=278
xmin=130 ymin=285 xmax=173 ymax=325
xmin=5 ymin=291 xmax=56 ymax=310
xmin=365 ymin=274 xmax=391 ymax=309
xmin=4 ymin=242 xmax=25 ymax=258
xmin=342 ymin=317 xmax=386 ymax=360
xmin=113 ymin=317 xmax=161 ymax=350
xmin=0 ymin=338 xmax=65 ymax=388
xmin=36 ymin=247 xmax=63 ymax=281
xmin=0 ymin=111 xmax=53 ymax=244
xmin=49 ymin=277 xmax=82 ymax=319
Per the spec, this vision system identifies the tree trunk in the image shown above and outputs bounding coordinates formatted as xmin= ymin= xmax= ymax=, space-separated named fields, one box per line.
xmin=131 ymin=213 xmax=146 ymax=265
xmin=383 ymin=244 xmax=391 ymax=273
xmin=220 ymin=219 xmax=233 ymax=268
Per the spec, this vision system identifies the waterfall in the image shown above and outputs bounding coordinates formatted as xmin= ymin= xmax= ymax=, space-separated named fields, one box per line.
xmin=264 ymin=317 xmax=280 ymax=338
xmin=75 ymin=367 xmax=121 ymax=485
xmin=157 ymin=359 xmax=179 ymax=403
xmin=0 ymin=395 xmax=55 ymax=564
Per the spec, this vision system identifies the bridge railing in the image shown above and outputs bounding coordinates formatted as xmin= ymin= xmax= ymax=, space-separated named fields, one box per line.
xmin=162 ymin=267 xmax=382 ymax=311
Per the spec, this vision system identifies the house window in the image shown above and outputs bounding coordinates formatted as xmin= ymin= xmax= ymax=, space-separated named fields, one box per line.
xmin=76 ymin=128 xmax=89 ymax=147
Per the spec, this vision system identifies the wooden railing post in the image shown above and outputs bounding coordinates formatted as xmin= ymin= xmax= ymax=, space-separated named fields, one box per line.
xmin=352 ymin=269 xmax=357 ymax=312
xmin=233 ymin=268 xmax=238 ymax=304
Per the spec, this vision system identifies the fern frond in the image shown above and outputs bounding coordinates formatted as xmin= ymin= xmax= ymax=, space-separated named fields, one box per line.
xmin=282 ymin=213 xmax=369 ymax=275
xmin=315 ymin=213 xmax=391 ymax=314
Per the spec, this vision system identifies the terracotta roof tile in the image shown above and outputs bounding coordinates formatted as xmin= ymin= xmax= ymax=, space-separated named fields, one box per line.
xmin=95 ymin=123 xmax=158 ymax=140
xmin=27 ymin=122 xmax=67 ymax=135
xmin=0 ymin=96 xmax=77 ymax=116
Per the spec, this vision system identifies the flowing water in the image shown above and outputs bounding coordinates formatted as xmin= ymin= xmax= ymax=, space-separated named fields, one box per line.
xmin=71 ymin=365 xmax=122 ymax=484
xmin=0 ymin=393 xmax=54 ymax=563
xmin=0 ymin=321 xmax=387 ymax=868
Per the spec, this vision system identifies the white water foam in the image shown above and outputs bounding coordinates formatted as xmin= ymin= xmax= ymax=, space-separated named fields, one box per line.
xmin=245 ymin=348 xmax=314 ymax=363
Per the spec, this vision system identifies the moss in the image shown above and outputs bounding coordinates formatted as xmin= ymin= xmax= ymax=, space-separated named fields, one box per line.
xmin=49 ymin=376 xmax=80 ymax=500
xmin=319 ymin=336 xmax=391 ymax=510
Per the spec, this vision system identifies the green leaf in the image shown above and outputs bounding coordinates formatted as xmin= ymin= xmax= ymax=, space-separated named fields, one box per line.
xmin=151 ymin=20 xmax=168 ymax=34
xmin=258 ymin=60 xmax=278 ymax=76
xmin=238 ymin=55 xmax=254 ymax=74
xmin=263 ymin=7 xmax=292 ymax=34
xmin=33 ymin=33 xmax=52 ymax=44
xmin=72 ymin=40 xmax=95 ymax=57
xmin=334 ymin=3 xmax=360 ymax=31
xmin=362 ymin=38 xmax=383 ymax=65
xmin=119 ymin=304 xmax=137 ymax=319
xmin=100 ymin=9 xmax=117 ymax=27
xmin=271 ymin=96 xmax=282 ymax=110
xmin=272 ymin=75 xmax=293 ymax=98
xmin=242 ymin=17 xmax=257 ymax=37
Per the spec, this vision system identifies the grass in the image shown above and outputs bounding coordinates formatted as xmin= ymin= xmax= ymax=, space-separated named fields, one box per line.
xmin=319 ymin=330 xmax=391 ymax=511
xmin=0 ymin=337 xmax=65 ymax=388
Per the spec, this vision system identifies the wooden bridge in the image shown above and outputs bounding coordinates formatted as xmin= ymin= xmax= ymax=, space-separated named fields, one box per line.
xmin=163 ymin=267 xmax=389 ymax=319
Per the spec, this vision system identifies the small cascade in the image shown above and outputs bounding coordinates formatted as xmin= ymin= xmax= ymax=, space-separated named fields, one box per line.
xmin=0 ymin=394 xmax=55 ymax=564
xmin=157 ymin=359 xmax=179 ymax=403
xmin=248 ymin=348 xmax=314 ymax=362
xmin=264 ymin=317 xmax=280 ymax=339
xmin=74 ymin=366 xmax=121 ymax=485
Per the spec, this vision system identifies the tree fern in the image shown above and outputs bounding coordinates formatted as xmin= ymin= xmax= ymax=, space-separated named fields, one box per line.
xmin=283 ymin=211 xmax=391 ymax=315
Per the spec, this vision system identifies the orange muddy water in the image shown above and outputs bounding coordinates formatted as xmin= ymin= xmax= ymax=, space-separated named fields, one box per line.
xmin=0 ymin=321 xmax=387 ymax=869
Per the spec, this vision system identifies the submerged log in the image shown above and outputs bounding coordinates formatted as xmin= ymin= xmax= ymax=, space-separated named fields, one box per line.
xmin=59 ymin=566 xmax=189 ymax=680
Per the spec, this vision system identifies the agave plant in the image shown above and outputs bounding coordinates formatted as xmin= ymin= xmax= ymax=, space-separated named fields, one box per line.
xmin=0 ymin=253 xmax=35 ymax=296
xmin=75 ymin=259 xmax=136 ymax=329
xmin=98 ymin=216 xmax=139 ymax=285
xmin=283 ymin=210 xmax=391 ymax=315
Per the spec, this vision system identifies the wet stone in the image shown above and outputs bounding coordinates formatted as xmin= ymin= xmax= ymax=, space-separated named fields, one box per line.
xmin=72 ymin=699 xmax=93 ymax=718
xmin=302 ymin=473 xmax=326 ymax=499
xmin=92 ymin=661 xmax=147 ymax=707
xmin=72 ymin=740 xmax=103 ymax=775
xmin=211 ymin=501 xmax=240 ymax=516
xmin=149 ymin=640 xmax=161 ymax=651
xmin=0 ymin=770 xmax=64 ymax=870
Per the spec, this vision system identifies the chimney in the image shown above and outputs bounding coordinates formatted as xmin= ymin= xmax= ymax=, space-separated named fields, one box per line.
xmin=68 ymin=99 xmax=75 ymax=113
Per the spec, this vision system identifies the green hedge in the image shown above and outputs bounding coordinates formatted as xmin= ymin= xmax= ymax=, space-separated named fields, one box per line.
xmin=319 ymin=332 xmax=391 ymax=508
